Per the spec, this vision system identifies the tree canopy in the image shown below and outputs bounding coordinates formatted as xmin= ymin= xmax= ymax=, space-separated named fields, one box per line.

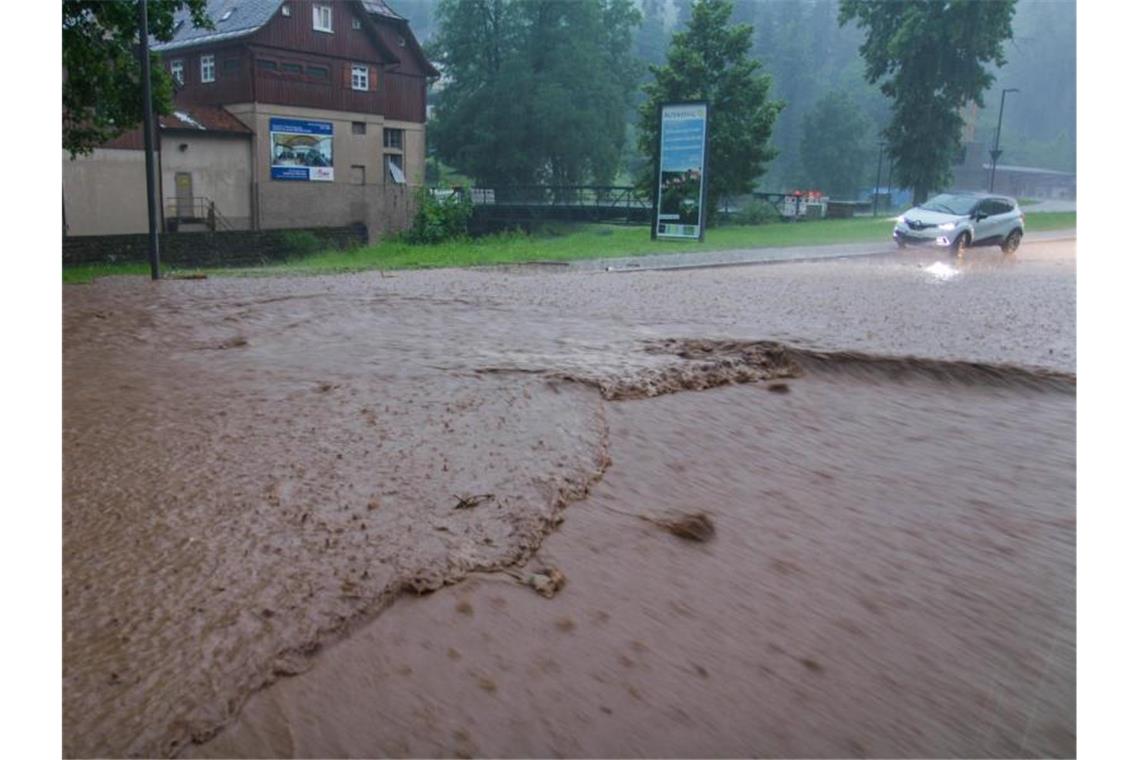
xmin=63 ymin=0 xmax=212 ymax=157
xmin=799 ymin=90 xmax=871 ymax=198
xmin=430 ymin=0 xmax=641 ymax=187
xmin=637 ymin=0 xmax=783 ymax=214
xmin=839 ymin=0 xmax=1017 ymax=202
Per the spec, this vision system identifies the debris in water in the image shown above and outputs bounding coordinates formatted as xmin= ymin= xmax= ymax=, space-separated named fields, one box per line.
xmin=172 ymin=272 xmax=208 ymax=280
xmin=767 ymin=382 xmax=791 ymax=393
xmin=523 ymin=566 xmax=567 ymax=598
xmin=453 ymin=493 xmax=494 ymax=510
xmin=647 ymin=512 xmax=716 ymax=542
xmin=215 ymin=336 xmax=248 ymax=350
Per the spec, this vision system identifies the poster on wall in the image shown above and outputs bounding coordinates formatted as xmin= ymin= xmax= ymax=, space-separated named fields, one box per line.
xmin=270 ymin=117 xmax=334 ymax=181
xmin=654 ymin=102 xmax=709 ymax=240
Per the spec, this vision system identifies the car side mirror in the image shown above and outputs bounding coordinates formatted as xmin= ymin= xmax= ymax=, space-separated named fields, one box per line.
xmin=973 ymin=211 xmax=987 ymax=220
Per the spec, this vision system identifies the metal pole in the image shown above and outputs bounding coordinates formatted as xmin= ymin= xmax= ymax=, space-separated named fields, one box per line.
xmin=872 ymin=142 xmax=885 ymax=217
xmin=989 ymin=87 xmax=1018 ymax=193
xmin=138 ymin=0 xmax=161 ymax=280
xmin=885 ymin=160 xmax=893 ymax=212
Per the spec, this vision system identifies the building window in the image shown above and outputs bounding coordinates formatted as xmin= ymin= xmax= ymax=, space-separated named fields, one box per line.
xmin=170 ymin=59 xmax=184 ymax=85
xmin=306 ymin=65 xmax=329 ymax=80
xmin=200 ymin=54 xmax=215 ymax=83
xmin=281 ymin=3 xmax=291 ymax=16
xmin=383 ymin=128 xmax=403 ymax=150
xmin=351 ymin=65 xmax=369 ymax=91
xmin=386 ymin=154 xmax=406 ymax=185
xmin=257 ymin=59 xmax=277 ymax=72
xmin=352 ymin=18 xmax=362 ymax=30
xmin=352 ymin=165 xmax=365 ymax=185
xmin=352 ymin=121 xmax=366 ymax=135
xmin=313 ymin=4 xmax=333 ymax=32
xmin=282 ymin=62 xmax=303 ymax=75
xmin=222 ymin=58 xmax=240 ymax=73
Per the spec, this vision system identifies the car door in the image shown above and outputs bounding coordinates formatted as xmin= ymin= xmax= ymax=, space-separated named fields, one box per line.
xmin=994 ymin=199 xmax=1019 ymax=239
xmin=974 ymin=199 xmax=1003 ymax=244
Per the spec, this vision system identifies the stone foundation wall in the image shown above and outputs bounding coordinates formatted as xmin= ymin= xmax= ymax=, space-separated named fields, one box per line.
xmin=62 ymin=225 xmax=367 ymax=269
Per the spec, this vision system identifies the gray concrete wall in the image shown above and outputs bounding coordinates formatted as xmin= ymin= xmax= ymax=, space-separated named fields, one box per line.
xmin=63 ymin=149 xmax=151 ymax=236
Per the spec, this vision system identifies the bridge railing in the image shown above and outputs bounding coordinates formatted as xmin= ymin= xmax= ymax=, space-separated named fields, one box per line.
xmin=465 ymin=185 xmax=652 ymax=209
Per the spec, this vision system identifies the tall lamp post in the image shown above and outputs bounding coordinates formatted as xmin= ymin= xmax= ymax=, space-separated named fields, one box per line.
xmin=989 ymin=87 xmax=1019 ymax=193
xmin=872 ymin=140 xmax=886 ymax=217
xmin=137 ymin=0 xmax=161 ymax=280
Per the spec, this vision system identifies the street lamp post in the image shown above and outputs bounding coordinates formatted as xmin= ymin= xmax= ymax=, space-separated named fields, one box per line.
xmin=872 ymin=140 xmax=886 ymax=217
xmin=137 ymin=0 xmax=161 ymax=280
xmin=989 ymin=87 xmax=1019 ymax=193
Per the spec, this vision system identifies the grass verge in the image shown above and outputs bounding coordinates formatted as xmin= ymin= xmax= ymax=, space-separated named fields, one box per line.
xmin=63 ymin=211 xmax=1075 ymax=283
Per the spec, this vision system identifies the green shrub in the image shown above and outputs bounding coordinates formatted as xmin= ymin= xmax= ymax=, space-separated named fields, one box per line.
xmin=277 ymin=230 xmax=324 ymax=258
xmin=404 ymin=187 xmax=473 ymax=245
xmin=734 ymin=199 xmax=781 ymax=225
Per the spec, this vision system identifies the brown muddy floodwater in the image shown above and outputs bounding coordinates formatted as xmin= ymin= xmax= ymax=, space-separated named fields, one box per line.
xmin=64 ymin=240 xmax=1075 ymax=758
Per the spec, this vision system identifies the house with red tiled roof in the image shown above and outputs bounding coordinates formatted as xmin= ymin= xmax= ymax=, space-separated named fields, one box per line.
xmin=63 ymin=0 xmax=436 ymax=238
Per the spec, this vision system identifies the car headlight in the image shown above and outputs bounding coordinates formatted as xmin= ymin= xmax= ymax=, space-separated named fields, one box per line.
xmin=938 ymin=222 xmax=957 ymax=231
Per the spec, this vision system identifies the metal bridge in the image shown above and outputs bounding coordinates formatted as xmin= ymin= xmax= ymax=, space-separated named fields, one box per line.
xmin=448 ymin=185 xmax=653 ymax=231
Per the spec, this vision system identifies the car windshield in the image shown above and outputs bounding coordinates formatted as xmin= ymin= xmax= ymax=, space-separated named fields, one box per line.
xmin=919 ymin=194 xmax=978 ymax=215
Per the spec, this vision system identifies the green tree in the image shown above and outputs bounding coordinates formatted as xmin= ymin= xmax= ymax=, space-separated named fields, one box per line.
xmin=638 ymin=0 xmax=783 ymax=215
xmin=799 ymin=90 xmax=870 ymax=198
xmin=430 ymin=0 xmax=640 ymax=187
xmin=839 ymin=0 xmax=1017 ymax=202
xmin=63 ymin=0 xmax=212 ymax=156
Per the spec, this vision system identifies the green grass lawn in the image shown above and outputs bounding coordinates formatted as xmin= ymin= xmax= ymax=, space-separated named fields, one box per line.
xmin=63 ymin=211 xmax=1076 ymax=284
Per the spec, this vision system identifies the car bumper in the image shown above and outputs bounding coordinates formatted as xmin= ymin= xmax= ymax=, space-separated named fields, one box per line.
xmin=893 ymin=229 xmax=953 ymax=246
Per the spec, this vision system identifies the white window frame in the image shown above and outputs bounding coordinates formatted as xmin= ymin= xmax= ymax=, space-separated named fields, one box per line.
xmin=351 ymin=64 xmax=369 ymax=91
xmin=170 ymin=59 xmax=184 ymax=85
xmin=200 ymin=54 xmax=215 ymax=83
xmin=313 ymin=4 xmax=333 ymax=33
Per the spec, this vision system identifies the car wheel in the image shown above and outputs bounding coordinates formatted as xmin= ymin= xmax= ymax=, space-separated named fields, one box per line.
xmin=951 ymin=232 xmax=970 ymax=257
xmin=895 ymin=238 xmax=907 ymax=249
xmin=1002 ymin=229 xmax=1023 ymax=254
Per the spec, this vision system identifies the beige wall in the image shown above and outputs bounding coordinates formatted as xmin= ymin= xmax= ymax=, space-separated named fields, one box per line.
xmin=255 ymin=181 xmax=416 ymax=242
xmin=160 ymin=133 xmax=253 ymax=229
xmin=225 ymin=103 xmax=424 ymax=239
xmin=63 ymin=149 xmax=150 ymax=236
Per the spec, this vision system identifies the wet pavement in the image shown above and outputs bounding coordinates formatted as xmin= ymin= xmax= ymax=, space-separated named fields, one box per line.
xmin=63 ymin=237 xmax=1075 ymax=757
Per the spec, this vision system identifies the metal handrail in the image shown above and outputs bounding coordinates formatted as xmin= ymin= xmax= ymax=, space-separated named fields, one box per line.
xmin=163 ymin=195 xmax=234 ymax=231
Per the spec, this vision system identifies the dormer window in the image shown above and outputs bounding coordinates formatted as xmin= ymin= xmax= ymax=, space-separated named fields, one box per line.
xmin=313 ymin=4 xmax=333 ymax=33
xmin=219 ymin=8 xmax=234 ymax=22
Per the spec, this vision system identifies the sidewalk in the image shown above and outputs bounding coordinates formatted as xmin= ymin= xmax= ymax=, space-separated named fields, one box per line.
xmin=572 ymin=229 xmax=1075 ymax=274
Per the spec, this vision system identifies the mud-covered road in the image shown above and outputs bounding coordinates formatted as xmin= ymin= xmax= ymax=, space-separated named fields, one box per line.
xmin=63 ymin=239 xmax=1075 ymax=757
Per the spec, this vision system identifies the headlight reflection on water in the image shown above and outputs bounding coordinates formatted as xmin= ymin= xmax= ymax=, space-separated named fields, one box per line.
xmin=923 ymin=261 xmax=960 ymax=281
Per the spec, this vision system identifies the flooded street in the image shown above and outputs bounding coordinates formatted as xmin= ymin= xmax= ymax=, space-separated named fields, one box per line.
xmin=64 ymin=239 xmax=1075 ymax=757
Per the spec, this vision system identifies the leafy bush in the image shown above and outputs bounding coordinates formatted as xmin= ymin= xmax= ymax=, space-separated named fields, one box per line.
xmin=733 ymin=199 xmax=781 ymax=225
xmin=404 ymin=188 xmax=473 ymax=245
xmin=276 ymin=230 xmax=324 ymax=258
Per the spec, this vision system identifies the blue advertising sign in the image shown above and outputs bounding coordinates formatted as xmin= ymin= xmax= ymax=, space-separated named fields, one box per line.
xmin=655 ymin=103 xmax=709 ymax=240
xmin=270 ymin=117 xmax=334 ymax=181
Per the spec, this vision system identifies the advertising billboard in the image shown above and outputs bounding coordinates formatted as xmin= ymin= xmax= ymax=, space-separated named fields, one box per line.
xmin=654 ymin=102 xmax=709 ymax=240
xmin=270 ymin=117 xmax=334 ymax=181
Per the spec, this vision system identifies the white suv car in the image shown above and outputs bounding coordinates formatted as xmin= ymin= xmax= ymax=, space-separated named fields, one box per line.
xmin=893 ymin=192 xmax=1025 ymax=255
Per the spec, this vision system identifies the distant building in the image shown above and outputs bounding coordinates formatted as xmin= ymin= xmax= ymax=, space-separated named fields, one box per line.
xmin=951 ymin=141 xmax=1076 ymax=200
xmin=63 ymin=0 xmax=437 ymax=239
